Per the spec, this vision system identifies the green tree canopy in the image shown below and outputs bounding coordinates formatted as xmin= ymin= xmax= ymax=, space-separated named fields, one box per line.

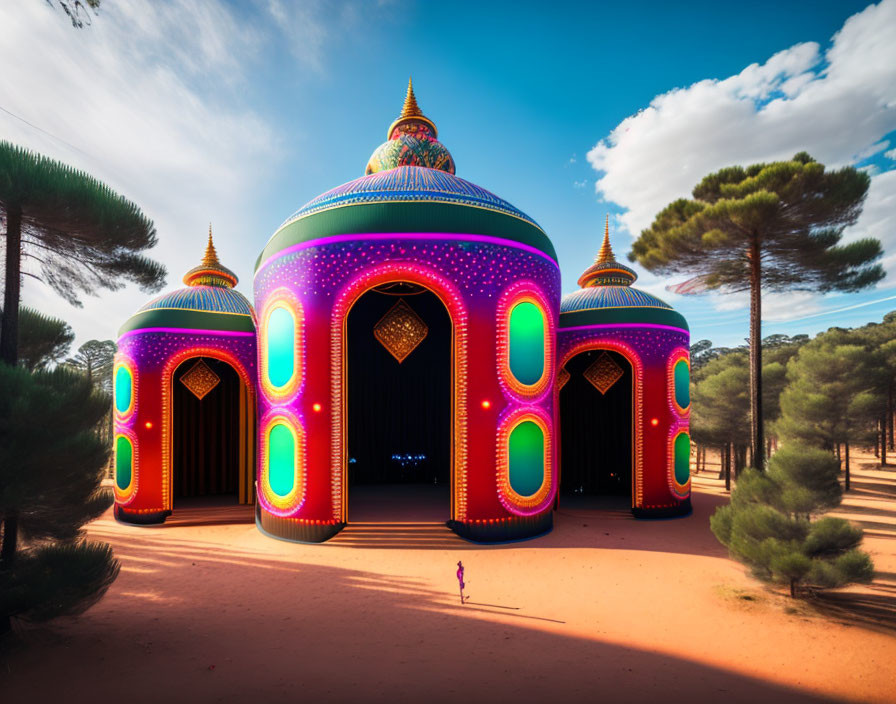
xmin=631 ymin=152 xmax=883 ymax=468
xmin=3 ymin=306 xmax=75 ymax=372
xmin=776 ymin=335 xmax=885 ymax=489
xmin=67 ymin=339 xmax=117 ymax=395
xmin=710 ymin=445 xmax=873 ymax=597
xmin=0 ymin=363 xmax=118 ymax=631
xmin=0 ymin=141 xmax=166 ymax=365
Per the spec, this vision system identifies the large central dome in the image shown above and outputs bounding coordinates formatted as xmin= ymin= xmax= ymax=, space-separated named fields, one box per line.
xmin=256 ymin=82 xmax=556 ymax=270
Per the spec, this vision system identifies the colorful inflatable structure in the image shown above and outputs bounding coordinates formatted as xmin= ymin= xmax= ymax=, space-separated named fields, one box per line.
xmin=113 ymin=80 xmax=691 ymax=542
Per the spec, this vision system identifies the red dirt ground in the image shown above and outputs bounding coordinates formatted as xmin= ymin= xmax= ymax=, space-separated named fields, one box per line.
xmin=2 ymin=450 xmax=895 ymax=703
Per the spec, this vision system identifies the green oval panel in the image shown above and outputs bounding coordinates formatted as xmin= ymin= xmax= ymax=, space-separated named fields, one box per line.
xmin=266 ymin=306 xmax=295 ymax=388
xmin=115 ymin=435 xmax=133 ymax=491
xmin=508 ymin=420 xmax=545 ymax=497
xmin=674 ymin=432 xmax=691 ymax=486
xmin=268 ymin=423 xmax=295 ymax=497
xmin=509 ymin=301 xmax=545 ymax=386
xmin=674 ymin=359 xmax=690 ymax=409
xmin=114 ymin=365 xmax=132 ymax=414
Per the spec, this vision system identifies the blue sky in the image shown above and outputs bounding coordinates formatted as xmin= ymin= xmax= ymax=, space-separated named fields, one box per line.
xmin=1 ymin=0 xmax=895 ymax=349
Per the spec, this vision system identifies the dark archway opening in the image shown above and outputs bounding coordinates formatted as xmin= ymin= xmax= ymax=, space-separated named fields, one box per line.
xmin=347 ymin=282 xmax=451 ymax=522
xmin=559 ymin=349 xmax=633 ymax=503
xmin=172 ymin=357 xmax=246 ymax=508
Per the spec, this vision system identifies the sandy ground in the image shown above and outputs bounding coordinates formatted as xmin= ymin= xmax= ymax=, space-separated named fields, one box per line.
xmin=2 ymin=451 xmax=895 ymax=704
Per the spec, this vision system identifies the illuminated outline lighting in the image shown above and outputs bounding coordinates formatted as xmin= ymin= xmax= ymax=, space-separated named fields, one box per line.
xmin=259 ymin=287 xmax=303 ymax=403
xmin=496 ymin=406 xmax=554 ymax=515
xmin=668 ymin=348 xmax=691 ymax=417
xmin=113 ymin=429 xmax=138 ymax=505
xmin=669 ymin=426 xmax=691 ymax=498
xmin=496 ymin=282 xmax=555 ymax=402
xmin=332 ymin=262 xmax=469 ymax=523
xmin=161 ymin=347 xmax=255 ymax=511
xmin=112 ymin=356 xmax=137 ymax=422
xmin=258 ymin=408 xmax=306 ymax=515
xmin=559 ymin=339 xmax=644 ymax=509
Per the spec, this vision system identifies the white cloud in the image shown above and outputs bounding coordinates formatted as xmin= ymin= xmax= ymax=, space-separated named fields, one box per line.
xmin=587 ymin=0 xmax=896 ymax=247
xmin=0 ymin=1 xmax=347 ymax=348
xmin=586 ymin=0 xmax=896 ymax=322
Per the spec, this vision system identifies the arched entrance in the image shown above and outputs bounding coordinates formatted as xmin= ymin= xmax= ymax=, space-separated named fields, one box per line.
xmin=559 ymin=348 xmax=633 ymax=501
xmin=171 ymin=356 xmax=255 ymax=508
xmin=346 ymin=282 xmax=452 ymax=522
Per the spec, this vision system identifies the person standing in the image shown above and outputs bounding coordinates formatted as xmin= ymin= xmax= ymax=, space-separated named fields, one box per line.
xmin=456 ymin=560 xmax=466 ymax=604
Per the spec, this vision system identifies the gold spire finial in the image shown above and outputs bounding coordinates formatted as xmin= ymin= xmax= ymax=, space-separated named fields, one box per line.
xmin=202 ymin=223 xmax=220 ymax=267
xmin=400 ymin=76 xmax=422 ymax=118
xmin=596 ymin=214 xmax=615 ymax=263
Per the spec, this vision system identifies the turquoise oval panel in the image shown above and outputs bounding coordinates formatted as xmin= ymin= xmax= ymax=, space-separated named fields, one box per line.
xmin=268 ymin=423 xmax=295 ymax=497
xmin=674 ymin=359 xmax=690 ymax=409
xmin=115 ymin=436 xmax=133 ymax=491
xmin=508 ymin=420 xmax=545 ymax=497
xmin=509 ymin=301 xmax=545 ymax=386
xmin=114 ymin=366 xmax=132 ymax=414
xmin=266 ymin=306 xmax=295 ymax=388
xmin=674 ymin=432 xmax=691 ymax=486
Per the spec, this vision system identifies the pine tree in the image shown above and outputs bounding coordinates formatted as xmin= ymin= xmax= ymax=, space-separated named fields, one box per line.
xmin=67 ymin=339 xmax=117 ymax=394
xmin=0 ymin=364 xmax=118 ymax=632
xmin=691 ymin=352 xmax=751 ymax=487
xmin=5 ymin=306 xmax=75 ymax=372
xmin=710 ymin=445 xmax=873 ymax=597
xmin=631 ymin=153 xmax=883 ymax=468
xmin=1 ymin=141 xmax=165 ymax=567
xmin=776 ymin=336 xmax=885 ymax=489
xmin=0 ymin=140 xmax=165 ymax=367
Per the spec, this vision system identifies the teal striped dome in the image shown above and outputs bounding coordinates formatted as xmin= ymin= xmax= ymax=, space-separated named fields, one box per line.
xmin=119 ymin=232 xmax=256 ymax=336
xmin=138 ymin=286 xmax=254 ymax=316
xmin=560 ymin=286 xmax=672 ymax=313
xmin=559 ymin=223 xmax=688 ymax=332
xmin=257 ymin=165 xmax=556 ymax=269
xmin=281 ymin=166 xmax=539 ymax=228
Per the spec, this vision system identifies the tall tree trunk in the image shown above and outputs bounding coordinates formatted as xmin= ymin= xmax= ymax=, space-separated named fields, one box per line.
xmin=844 ymin=441 xmax=851 ymax=491
xmin=725 ymin=443 xmax=731 ymax=491
xmin=748 ymin=235 xmax=764 ymax=469
xmin=0 ymin=205 xmax=22 ymax=574
xmin=0 ymin=510 xmax=18 ymax=571
xmin=881 ymin=417 xmax=888 ymax=466
xmin=889 ymin=385 xmax=894 ymax=451
xmin=1 ymin=204 xmax=22 ymax=365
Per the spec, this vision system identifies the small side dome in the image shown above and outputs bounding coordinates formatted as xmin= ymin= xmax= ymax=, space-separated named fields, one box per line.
xmin=119 ymin=226 xmax=254 ymax=336
xmin=366 ymin=78 xmax=456 ymax=175
xmin=560 ymin=217 xmax=687 ymax=331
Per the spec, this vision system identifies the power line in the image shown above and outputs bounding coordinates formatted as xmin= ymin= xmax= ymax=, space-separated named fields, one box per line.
xmin=0 ymin=103 xmax=93 ymax=159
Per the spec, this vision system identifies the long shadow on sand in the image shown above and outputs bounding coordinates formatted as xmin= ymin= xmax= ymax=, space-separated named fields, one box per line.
xmin=0 ymin=529 xmax=848 ymax=704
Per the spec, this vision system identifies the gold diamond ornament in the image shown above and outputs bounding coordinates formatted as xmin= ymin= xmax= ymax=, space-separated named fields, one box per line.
xmin=583 ymin=352 xmax=624 ymax=394
xmin=557 ymin=367 xmax=571 ymax=391
xmin=180 ymin=359 xmax=220 ymax=400
xmin=373 ymin=298 xmax=429 ymax=363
